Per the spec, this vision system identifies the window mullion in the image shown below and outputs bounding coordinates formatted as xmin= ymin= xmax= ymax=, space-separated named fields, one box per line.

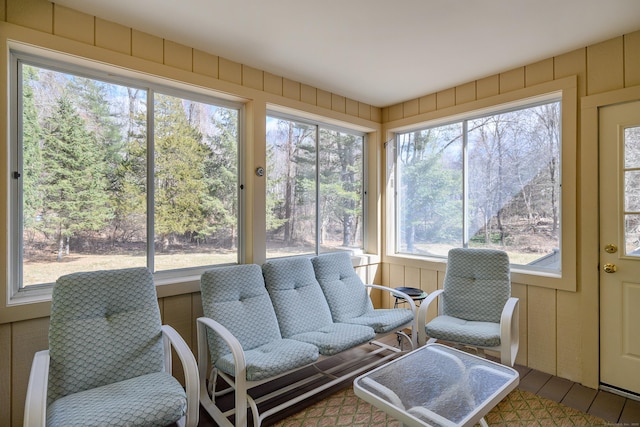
xmin=147 ymin=90 xmax=155 ymax=273
xmin=462 ymin=120 xmax=469 ymax=248
xmin=315 ymin=125 xmax=320 ymax=255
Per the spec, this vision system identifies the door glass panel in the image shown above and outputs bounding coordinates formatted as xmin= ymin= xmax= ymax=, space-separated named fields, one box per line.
xmin=624 ymin=125 xmax=640 ymax=256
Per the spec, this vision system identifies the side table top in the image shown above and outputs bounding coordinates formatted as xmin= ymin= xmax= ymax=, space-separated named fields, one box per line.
xmin=353 ymin=343 xmax=519 ymax=427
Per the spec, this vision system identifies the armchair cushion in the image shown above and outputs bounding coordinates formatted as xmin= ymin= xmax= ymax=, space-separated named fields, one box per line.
xmin=47 ymin=372 xmax=185 ymax=427
xmin=424 ymin=315 xmax=501 ymax=347
xmin=48 ymin=268 xmax=164 ymax=404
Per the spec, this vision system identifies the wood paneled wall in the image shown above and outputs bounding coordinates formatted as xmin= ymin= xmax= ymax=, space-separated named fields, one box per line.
xmin=379 ymin=28 xmax=640 ymax=393
xmin=0 ymin=0 xmax=639 ymax=425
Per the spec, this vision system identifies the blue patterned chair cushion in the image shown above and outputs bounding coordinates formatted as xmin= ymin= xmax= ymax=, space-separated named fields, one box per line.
xmin=262 ymin=257 xmax=335 ymax=337
xmin=46 ymin=371 xmax=186 ymax=427
xmin=312 ymin=252 xmax=414 ymax=333
xmin=425 ymin=315 xmax=501 ymax=347
xmin=48 ymin=268 xmax=165 ymax=404
xmin=215 ymin=338 xmax=319 ymax=381
xmin=262 ymin=257 xmax=375 ymax=355
xmin=200 ymin=264 xmax=319 ymax=379
xmin=440 ymin=248 xmax=510 ymax=323
xmin=311 ymin=252 xmax=374 ymax=321
xmin=288 ymin=323 xmax=375 ymax=356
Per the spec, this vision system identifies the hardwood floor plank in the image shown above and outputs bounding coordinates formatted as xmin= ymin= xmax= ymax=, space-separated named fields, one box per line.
xmin=537 ymin=376 xmax=574 ymax=403
xmin=561 ymin=383 xmax=599 ymax=414
xmin=588 ymin=390 xmax=626 ymax=423
xmin=517 ymin=369 xmax=552 ymax=394
xmin=619 ymin=398 xmax=640 ymax=424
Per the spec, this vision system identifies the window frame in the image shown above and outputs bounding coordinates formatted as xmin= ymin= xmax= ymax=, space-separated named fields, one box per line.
xmin=384 ymin=77 xmax=577 ymax=291
xmin=9 ymin=48 xmax=245 ymax=303
xmin=265 ymin=109 xmax=368 ymax=258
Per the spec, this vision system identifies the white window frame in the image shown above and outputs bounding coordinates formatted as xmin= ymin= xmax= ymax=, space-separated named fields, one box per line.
xmin=385 ymin=77 xmax=577 ymax=291
xmin=9 ymin=47 xmax=244 ymax=304
xmin=265 ymin=109 xmax=368 ymax=258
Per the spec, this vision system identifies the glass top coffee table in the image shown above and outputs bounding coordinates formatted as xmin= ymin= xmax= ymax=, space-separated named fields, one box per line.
xmin=353 ymin=343 xmax=519 ymax=427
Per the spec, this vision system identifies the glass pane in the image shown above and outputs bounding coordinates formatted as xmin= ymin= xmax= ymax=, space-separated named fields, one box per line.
xmin=318 ymin=129 xmax=363 ymax=252
xmin=21 ymin=64 xmax=147 ymax=287
xmin=624 ymin=126 xmax=640 ymax=168
xmin=625 ymin=214 xmax=640 ymax=256
xmin=396 ymin=123 xmax=463 ymax=257
xmin=467 ymin=103 xmax=561 ymax=270
xmin=266 ymin=117 xmax=317 ymax=258
xmin=154 ymin=94 xmax=238 ymax=272
xmin=625 ymin=170 xmax=640 ymax=212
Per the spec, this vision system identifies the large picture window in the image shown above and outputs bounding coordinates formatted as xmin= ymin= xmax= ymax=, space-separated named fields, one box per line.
xmin=12 ymin=52 xmax=240 ymax=290
xmin=394 ymin=99 xmax=562 ymax=272
xmin=265 ymin=114 xmax=364 ymax=258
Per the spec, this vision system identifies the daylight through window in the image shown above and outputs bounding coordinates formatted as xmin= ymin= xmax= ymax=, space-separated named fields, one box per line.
xmin=13 ymin=54 xmax=240 ymax=289
xmin=394 ymin=99 xmax=561 ymax=272
xmin=266 ymin=114 xmax=364 ymax=258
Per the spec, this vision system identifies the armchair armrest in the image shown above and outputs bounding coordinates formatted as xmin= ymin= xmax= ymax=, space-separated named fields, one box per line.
xmin=24 ymin=350 xmax=50 ymax=427
xmin=416 ymin=289 xmax=444 ymax=346
xmin=161 ymin=325 xmax=200 ymax=427
xmin=499 ymin=297 xmax=520 ymax=366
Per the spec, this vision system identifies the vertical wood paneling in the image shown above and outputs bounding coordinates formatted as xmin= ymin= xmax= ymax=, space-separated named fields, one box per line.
xmin=193 ymin=49 xmax=219 ymax=79
xmin=331 ymin=94 xmax=346 ymax=113
xmin=346 ymin=98 xmax=359 ymax=117
xmin=0 ymin=323 xmax=11 ymax=427
xmin=242 ymin=65 xmax=263 ymax=91
xmin=12 ymin=318 xmax=49 ymax=427
xmin=387 ymin=104 xmax=403 ymax=121
xmin=358 ymin=102 xmax=371 ymax=120
xmin=511 ymin=282 xmax=527 ymax=366
xmin=387 ymin=264 xmax=405 ymax=309
xmin=164 ymin=40 xmax=192 ymax=72
xmin=527 ymin=286 xmax=557 ymax=374
xmin=53 ymin=6 xmax=94 ymax=45
xmin=283 ymin=78 xmax=301 ymax=101
xmin=436 ymin=88 xmax=455 ymax=109
xmin=455 ymin=82 xmax=476 ymax=105
xmin=554 ymin=48 xmax=586 ymax=97
xmin=219 ymin=57 xmax=242 ymax=85
xmin=419 ymin=93 xmax=436 ymax=114
xmin=264 ymin=72 xmax=283 ymax=96
xmin=419 ymin=269 xmax=439 ymax=323
xmin=316 ymin=89 xmax=332 ymax=110
xmin=95 ymin=18 xmax=131 ymax=55
xmin=556 ymin=290 xmax=582 ymax=382
xmin=7 ymin=0 xmax=52 ymax=33
xmin=476 ymin=75 xmax=499 ymax=99
xmin=587 ymin=37 xmax=624 ymax=95
xmin=300 ymin=84 xmax=317 ymax=105
xmin=191 ymin=293 xmax=203 ymax=362
xmin=624 ymin=30 xmax=640 ymax=88
xmin=526 ymin=58 xmax=554 ymax=87
xmin=162 ymin=294 xmax=192 ymax=385
xmin=500 ymin=67 xmax=525 ymax=93
xmin=403 ymin=99 xmax=419 ymax=117
xmin=0 ymin=0 xmax=6 ymax=21
xmin=131 ymin=30 xmax=163 ymax=63
xmin=404 ymin=266 xmax=420 ymax=289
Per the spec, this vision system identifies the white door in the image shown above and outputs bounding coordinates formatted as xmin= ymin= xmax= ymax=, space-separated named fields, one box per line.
xmin=599 ymin=100 xmax=640 ymax=396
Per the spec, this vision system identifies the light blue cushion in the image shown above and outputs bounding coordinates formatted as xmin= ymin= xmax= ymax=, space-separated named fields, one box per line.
xmin=48 ymin=268 xmax=164 ymax=405
xmin=262 ymin=257 xmax=335 ymax=337
xmin=441 ymin=248 xmax=510 ymax=323
xmin=312 ymin=252 xmax=414 ymax=333
xmin=215 ymin=338 xmax=318 ymax=381
xmin=425 ymin=315 xmax=501 ymax=347
xmin=312 ymin=252 xmax=373 ymax=322
xmin=47 ymin=371 xmax=186 ymax=427
xmin=201 ymin=264 xmax=319 ymax=380
xmin=262 ymin=257 xmax=375 ymax=355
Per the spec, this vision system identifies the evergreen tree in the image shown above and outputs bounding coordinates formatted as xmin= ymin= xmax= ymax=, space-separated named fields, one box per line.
xmin=154 ymin=94 xmax=210 ymax=250
xmin=40 ymin=96 xmax=112 ymax=260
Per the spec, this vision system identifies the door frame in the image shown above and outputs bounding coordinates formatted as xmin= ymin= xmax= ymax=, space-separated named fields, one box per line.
xmin=581 ymin=85 xmax=640 ymax=390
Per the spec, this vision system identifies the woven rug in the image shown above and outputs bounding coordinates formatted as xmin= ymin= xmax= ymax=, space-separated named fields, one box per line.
xmin=270 ymin=386 xmax=607 ymax=427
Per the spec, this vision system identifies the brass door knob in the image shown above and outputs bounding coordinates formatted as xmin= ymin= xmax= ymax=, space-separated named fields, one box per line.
xmin=604 ymin=244 xmax=618 ymax=254
xmin=603 ymin=263 xmax=617 ymax=273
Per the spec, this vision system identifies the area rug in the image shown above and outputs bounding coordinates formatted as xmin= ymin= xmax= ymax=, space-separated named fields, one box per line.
xmin=270 ymin=386 xmax=607 ymax=427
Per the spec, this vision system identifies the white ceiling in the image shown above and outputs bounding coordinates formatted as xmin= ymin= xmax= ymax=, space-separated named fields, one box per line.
xmin=53 ymin=0 xmax=640 ymax=107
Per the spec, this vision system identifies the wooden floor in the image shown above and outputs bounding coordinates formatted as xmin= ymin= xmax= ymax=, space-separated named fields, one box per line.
xmin=195 ymin=336 xmax=640 ymax=426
